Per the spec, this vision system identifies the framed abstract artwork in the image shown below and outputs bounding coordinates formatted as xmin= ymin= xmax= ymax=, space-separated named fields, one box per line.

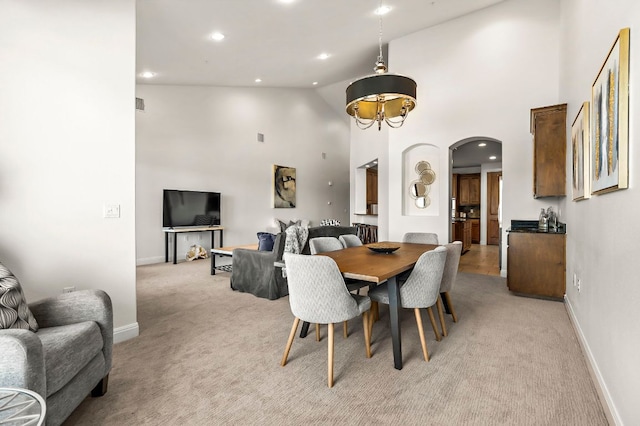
xmin=273 ymin=165 xmax=296 ymax=208
xmin=590 ymin=27 xmax=630 ymax=195
xmin=571 ymin=102 xmax=590 ymax=201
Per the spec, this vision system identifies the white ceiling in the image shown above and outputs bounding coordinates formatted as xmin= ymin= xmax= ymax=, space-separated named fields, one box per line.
xmin=136 ymin=0 xmax=506 ymax=89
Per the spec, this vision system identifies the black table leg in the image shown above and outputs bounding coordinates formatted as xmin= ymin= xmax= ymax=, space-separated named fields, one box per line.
xmin=219 ymin=229 xmax=223 ymax=247
xmin=173 ymin=233 xmax=177 ymax=264
xmin=211 ymin=253 xmax=216 ymax=275
xmin=388 ymin=275 xmax=403 ymax=370
xmin=300 ymin=321 xmax=310 ymax=338
xmin=165 ymin=233 xmax=169 ymax=263
xmin=441 ymin=292 xmax=451 ymax=314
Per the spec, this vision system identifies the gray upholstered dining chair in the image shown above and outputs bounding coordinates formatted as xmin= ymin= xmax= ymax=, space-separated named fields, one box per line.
xmin=402 ymin=232 xmax=439 ymax=245
xmin=367 ymin=246 xmax=447 ymax=362
xmin=280 ymin=253 xmax=372 ymax=388
xmin=436 ymin=241 xmax=463 ymax=337
xmin=339 ymin=234 xmax=363 ymax=248
xmin=308 ymin=237 xmax=369 ymax=337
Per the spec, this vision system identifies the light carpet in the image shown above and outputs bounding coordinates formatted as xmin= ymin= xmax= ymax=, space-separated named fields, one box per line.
xmin=65 ymin=260 xmax=607 ymax=425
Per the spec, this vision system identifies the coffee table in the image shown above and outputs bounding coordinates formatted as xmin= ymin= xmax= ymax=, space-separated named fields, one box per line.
xmin=210 ymin=244 xmax=258 ymax=275
xmin=0 ymin=387 xmax=46 ymax=426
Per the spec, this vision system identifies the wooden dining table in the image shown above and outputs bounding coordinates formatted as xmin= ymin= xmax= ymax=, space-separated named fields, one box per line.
xmin=316 ymin=241 xmax=438 ymax=370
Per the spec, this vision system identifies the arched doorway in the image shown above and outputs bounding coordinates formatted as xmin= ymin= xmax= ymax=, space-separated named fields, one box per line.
xmin=449 ymin=137 xmax=502 ymax=275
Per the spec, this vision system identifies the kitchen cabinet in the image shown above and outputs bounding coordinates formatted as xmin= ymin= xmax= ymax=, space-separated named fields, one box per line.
xmin=453 ymin=220 xmax=471 ymax=253
xmin=507 ymin=232 xmax=566 ymax=300
xmin=458 ymin=174 xmax=480 ymax=206
xmin=366 ymin=168 xmax=378 ymax=214
xmin=469 ymin=218 xmax=480 ymax=244
xmin=531 ymin=104 xmax=567 ymax=198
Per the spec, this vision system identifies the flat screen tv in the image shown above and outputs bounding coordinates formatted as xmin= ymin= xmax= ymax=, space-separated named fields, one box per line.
xmin=163 ymin=189 xmax=221 ymax=228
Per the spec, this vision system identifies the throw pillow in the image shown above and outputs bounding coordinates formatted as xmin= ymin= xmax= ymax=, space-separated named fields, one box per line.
xmin=284 ymin=225 xmax=309 ymax=254
xmin=0 ymin=262 xmax=39 ymax=332
xmin=257 ymin=232 xmax=276 ymax=251
xmin=277 ymin=219 xmax=301 ymax=232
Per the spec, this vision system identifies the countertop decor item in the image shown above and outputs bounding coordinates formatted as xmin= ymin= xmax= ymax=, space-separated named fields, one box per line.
xmin=367 ymin=243 xmax=400 ymax=254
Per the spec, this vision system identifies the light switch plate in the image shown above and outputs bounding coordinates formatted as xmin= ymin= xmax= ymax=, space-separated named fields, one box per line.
xmin=104 ymin=204 xmax=120 ymax=218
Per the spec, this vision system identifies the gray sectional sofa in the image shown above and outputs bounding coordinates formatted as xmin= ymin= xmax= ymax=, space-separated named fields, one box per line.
xmin=230 ymin=226 xmax=357 ymax=300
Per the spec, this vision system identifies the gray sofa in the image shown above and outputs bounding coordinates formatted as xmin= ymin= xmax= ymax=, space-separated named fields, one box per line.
xmin=0 ymin=290 xmax=113 ymax=426
xmin=230 ymin=226 xmax=357 ymax=300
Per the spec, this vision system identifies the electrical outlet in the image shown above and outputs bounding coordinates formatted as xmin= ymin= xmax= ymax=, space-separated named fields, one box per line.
xmin=103 ymin=204 xmax=120 ymax=218
xmin=63 ymin=286 xmax=76 ymax=293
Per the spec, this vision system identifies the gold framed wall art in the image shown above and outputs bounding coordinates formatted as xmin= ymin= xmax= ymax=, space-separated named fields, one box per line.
xmin=571 ymin=102 xmax=590 ymax=201
xmin=590 ymin=27 xmax=630 ymax=195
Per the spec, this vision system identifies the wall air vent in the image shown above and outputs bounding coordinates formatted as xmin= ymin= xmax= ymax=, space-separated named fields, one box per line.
xmin=135 ymin=97 xmax=145 ymax=111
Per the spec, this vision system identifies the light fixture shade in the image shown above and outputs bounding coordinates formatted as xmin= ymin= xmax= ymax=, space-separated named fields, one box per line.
xmin=346 ymin=73 xmax=417 ymax=120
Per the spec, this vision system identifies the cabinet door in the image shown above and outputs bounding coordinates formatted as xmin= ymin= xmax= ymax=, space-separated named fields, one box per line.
xmin=507 ymin=233 xmax=566 ymax=299
xmin=471 ymin=219 xmax=480 ymax=244
xmin=469 ymin=174 xmax=480 ymax=205
xmin=458 ymin=176 xmax=470 ymax=205
xmin=531 ymin=104 xmax=567 ymax=198
xmin=487 ymin=171 xmax=501 ymax=245
xmin=464 ymin=222 xmax=472 ymax=251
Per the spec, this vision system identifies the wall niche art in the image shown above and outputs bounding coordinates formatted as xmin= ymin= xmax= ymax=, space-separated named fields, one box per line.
xmin=273 ymin=164 xmax=296 ymax=208
xmin=403 ymin=143 xmax=439 ymax=216
xmin=590 ymin=27 xmax=630 ymax=194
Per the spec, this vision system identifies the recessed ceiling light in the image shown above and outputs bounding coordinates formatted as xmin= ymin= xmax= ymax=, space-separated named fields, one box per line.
xmin=375 ymin=5 xmax=392 ymax=15
xmin=140 ymin=71 xmax=156 ymax=79
xmin=312 ymin=81 xmax=318 ymax=85
xmin=255 ymin=78 xmax=262 ymax=83
xmin=373 ymin=160 xmax=378 ymax=164
xmin=489 ymin=156 xmax=497 ymax=160
xmin=210 ymin=32 xmax=225 ymax=41
xmin=478 ymin=142 xmax=487 ymax=147
xmin=365 ymin=164 xmax=371 ymax=168
xmin=279 ymin=0 xmax=295 ymax=3
xmin=317 ymin=53 xmax=330 ymax=60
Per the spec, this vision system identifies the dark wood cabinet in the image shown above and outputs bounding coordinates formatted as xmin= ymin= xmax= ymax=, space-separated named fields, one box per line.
xmin=487 ymin=171 xmax=501 ymax=246
xmin=507 ymin=232 xmax=566 ymax=300
xmin=458 ymin=174 xmax=480 ymax=206
xmin=531 ymin=104 xmax=567 ymax=198
xmin=366 ymin=168 xmax=378 ymax=214
xmin=469 ymin=219 xmax=480 ymax=244
xmin=453 ymin=220 xmax=471 ymax=253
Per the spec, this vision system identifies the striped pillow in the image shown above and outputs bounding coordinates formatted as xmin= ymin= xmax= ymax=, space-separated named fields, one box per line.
xmin=0 ymin=263 xmax=39 ymax=332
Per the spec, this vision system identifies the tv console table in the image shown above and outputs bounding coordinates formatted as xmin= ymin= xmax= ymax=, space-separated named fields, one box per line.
xmin=164 ymin=226 xmax=224 ymax=264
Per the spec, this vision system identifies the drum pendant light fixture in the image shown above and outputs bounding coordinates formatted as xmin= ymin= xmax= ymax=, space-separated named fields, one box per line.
xmin=346 ymin=2 xmax=417 ymax=131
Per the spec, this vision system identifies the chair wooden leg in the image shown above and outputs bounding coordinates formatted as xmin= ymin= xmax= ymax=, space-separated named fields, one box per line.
xmin=281 ymin=317 xmax=300 ymax=366
xmin=368 ymin=306 xmax=375 ymax=338
xmin=413 ymin=308 xmax=430 ymax=362
xmin=444 ymin=292 xmax=458 ymax=322
xmin=427 ymin=306 xmax=441 ymax=341
xmin=343 ymin=321 xmax=348 ymax=338
xmin=328 ymin=323 xmax=335 ymax=388
xmin=436 ymin=296 xmax=447 ymax=337
xmin=362 ymin=311 xmax=371 ymax=358
xmin=316 ymin=323 xmax=321 ymax=341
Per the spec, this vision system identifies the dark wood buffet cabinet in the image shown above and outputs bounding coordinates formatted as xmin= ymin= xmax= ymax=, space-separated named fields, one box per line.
xmin=507 ymin=232 xmax=566 ymax=300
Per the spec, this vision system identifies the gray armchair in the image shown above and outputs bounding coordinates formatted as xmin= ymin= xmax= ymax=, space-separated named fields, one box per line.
xmin=231 ymin=232 xmax=288 ymax=300
xmin=0 ymin=289 xmax=113 ymax=426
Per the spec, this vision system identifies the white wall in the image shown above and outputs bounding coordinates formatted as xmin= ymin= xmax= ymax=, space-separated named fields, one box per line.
xmin=559 ymin=0 xmax=640 ymax=423
xmin=135 ymin=85 xmax=350 ymax=263
xmin=0 ymin=0 xmax=138 ymax=335
xmin=382 ymin=0 xmax=561 ymax=266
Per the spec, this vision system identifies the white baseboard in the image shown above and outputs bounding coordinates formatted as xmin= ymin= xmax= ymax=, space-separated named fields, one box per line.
xmin=137 ymin=256 xmax=164 ymax=266
xmin=114 ymin=322 xmax=139 ymax=344
xmin=564 ymin=296 xmax=620 ymax=425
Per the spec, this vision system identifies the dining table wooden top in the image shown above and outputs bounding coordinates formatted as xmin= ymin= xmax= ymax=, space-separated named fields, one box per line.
xmin=317 ymin=242 xmax=439 ymax=283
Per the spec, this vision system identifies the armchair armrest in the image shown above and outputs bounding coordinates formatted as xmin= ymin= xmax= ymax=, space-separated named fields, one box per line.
xmin=0 ymin=329 xmax=46 ymax=397
xmin=29 ymin=289 xmax=113 ymax=373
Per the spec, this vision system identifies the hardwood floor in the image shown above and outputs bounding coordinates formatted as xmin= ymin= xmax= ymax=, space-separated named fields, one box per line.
xmin=458 ymin=244 xmax=500 ymax=276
